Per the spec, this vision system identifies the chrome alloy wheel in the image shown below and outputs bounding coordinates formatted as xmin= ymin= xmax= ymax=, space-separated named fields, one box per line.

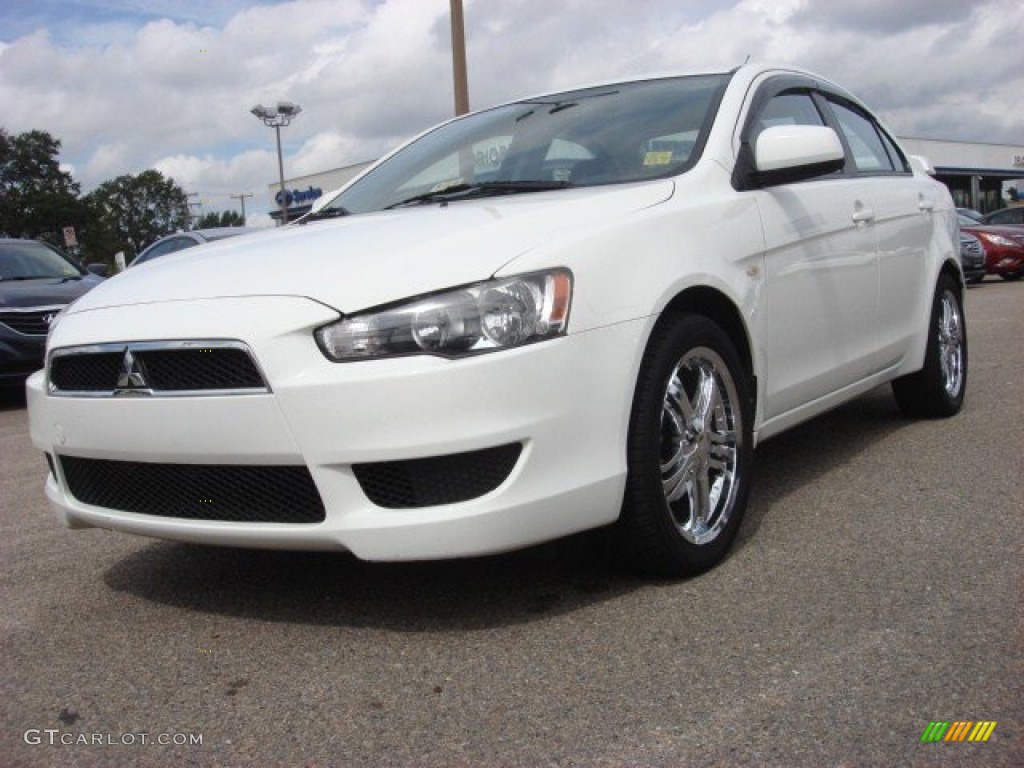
xmin=659 ymin=347 xmax=742 ymax=545
xmin=937 ymin=288 xmax=965 ymax=398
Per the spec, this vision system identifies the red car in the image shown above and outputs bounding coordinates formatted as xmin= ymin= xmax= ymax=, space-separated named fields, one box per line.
xmin=959 ymin=216 xmax=1024 ymax=281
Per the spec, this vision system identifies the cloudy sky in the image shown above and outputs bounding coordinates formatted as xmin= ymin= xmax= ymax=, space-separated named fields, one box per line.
xmin=1 ymin=0 xmax=1021 ymax=226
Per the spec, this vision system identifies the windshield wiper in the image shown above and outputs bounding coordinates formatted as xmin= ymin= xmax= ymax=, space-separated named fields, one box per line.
xmin=298 ymin=205 xmax=351 ymax=224
xmin=386 ymin=180 xmax=574 ymax=209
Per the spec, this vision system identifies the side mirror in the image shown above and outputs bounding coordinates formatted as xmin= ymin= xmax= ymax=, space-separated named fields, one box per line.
xmin=86 ymin=263 xmax=109 ymax=277
xmin=751 ymin=125 xmax=846 ymax=187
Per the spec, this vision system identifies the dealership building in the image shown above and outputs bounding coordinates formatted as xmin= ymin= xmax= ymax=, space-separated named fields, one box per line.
xmin=265 ymin=139 xmax=1024 ymax=223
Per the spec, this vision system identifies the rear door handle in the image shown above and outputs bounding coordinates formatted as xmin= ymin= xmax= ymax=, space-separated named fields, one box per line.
xmin=919 ymin=196 xmax=935 ymax=212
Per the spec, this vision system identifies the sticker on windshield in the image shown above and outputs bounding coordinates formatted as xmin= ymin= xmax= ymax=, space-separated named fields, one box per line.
xmin=430 ymin=178 xmax=465 ymax=193
xmin=643 ymin=151 xmax=674 ymax=166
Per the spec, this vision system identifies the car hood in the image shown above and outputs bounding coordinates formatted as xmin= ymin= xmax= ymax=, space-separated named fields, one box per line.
xmin=68 ymin=182 xmax=673 ymax=316
xmin=0 ymin=274 xmax=104 ymax=309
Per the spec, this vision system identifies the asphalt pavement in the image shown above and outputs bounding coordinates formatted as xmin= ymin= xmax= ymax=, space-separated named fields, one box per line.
xmin=1 ymin=278 xmax=1021 ymax=767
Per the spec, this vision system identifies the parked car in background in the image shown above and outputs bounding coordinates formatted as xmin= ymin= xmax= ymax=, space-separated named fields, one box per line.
xmin=956 ymin=207 xmax=984 ymax=223
xmin=981 ymin=206 xmax=1024 ymax=226
xmin=958 ymin=231 xmax=986 ymax=283
xmin=130 ymin=227 xmax=263 ymax=266
xmin=959 ymin=214 xmax=1024 ymax=281
xmin=28 ymin=64 xmax=965 ymax=577
xmin=0 ymin=239 xmax=104 ymax=386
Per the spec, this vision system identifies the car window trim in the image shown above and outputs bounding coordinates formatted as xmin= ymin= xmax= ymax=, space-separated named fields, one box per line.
xmin=814 ymin=93 xmax=912 ymax=178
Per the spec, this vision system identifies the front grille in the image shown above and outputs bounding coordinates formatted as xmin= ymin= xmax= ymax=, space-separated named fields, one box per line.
xmin=960 ymin=238 xmax=984 ymax=258
xmin=60 ymin=456 xmax=325 ymax=523
xmin=50 ymin=351 xmax=124 ymax=391
xmin=0 ymin=309 xmax=61 ymax=336
xmin=49 ymin=341 xmax=268 ymax=395
xmin=353 ymin=443 xmax=522 ymax=508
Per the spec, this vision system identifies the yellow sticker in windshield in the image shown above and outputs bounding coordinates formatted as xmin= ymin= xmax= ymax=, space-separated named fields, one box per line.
xmin=643 ymin=151 xmax=674 ymax=166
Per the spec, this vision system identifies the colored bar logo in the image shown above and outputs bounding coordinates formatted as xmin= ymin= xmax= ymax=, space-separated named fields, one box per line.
xmin=921 ymin=721 xmax=996 ymax=742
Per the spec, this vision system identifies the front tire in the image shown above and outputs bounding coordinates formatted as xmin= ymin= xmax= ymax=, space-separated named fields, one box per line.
xmin=892 ymin=274 xmax=967 ymax=418
xmin=617 ymin=314 xmax=753 ymax=577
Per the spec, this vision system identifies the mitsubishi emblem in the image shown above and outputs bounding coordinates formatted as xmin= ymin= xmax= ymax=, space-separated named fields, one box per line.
xmin=115 ymin=349 xmax=149 ymax=393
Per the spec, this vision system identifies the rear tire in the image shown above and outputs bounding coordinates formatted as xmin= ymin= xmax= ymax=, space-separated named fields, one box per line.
xmin=617 ymin=314 xmax=753 ymax=578
xmin=892 ymin=274 xmax=967 ymax=418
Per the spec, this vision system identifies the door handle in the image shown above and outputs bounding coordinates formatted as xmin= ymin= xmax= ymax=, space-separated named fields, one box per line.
xmin=852 ymin=206 xmax=875 ymax=223
xmin=919 ymin=197 xmax=935 ymax=212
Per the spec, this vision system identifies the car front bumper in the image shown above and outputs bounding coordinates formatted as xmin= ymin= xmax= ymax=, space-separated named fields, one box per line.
xmin=985 ymin=243 xmax=1024 ymax=276
xmin=28 ymin=295 xmax=644 ymax=560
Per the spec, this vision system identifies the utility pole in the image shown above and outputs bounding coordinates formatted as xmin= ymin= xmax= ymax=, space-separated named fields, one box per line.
xmin=231 ymin=193 xmax=253 ymax=224
xmin=450 ymin=0 xmax=469 ymax=115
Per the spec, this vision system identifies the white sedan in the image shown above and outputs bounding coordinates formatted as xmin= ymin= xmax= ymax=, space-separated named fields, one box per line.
xmin=27 ymin=64 xmax=965 ymax=576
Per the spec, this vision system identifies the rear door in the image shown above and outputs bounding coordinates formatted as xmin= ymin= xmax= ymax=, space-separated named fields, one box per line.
xmin=822 ymin=97 xmax=934 ymax=371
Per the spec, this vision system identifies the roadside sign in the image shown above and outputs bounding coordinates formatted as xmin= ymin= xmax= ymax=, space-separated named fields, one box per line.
xmin=63 ymin=226 xmax=78 ymax=248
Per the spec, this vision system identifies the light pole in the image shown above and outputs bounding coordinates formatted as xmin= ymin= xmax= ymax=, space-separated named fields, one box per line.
xmin=251 ymin=101 xmax=302 ymax=225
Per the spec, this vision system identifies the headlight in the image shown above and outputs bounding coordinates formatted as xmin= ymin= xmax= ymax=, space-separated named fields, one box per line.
xmin=315 ymin=269 xmax=572 ymax=361
xmin=980 ymin=234 xmax=1016 ymax=247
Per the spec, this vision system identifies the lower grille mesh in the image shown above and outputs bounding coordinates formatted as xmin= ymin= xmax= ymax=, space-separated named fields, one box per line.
xmin=60 ymin=456 xmax=325 ymax=523
xmin=353 ymin=443 xmax=522 ymax=508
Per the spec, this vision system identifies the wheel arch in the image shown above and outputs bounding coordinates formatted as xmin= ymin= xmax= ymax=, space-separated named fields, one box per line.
xmin=656 ymin=285 xmax=756 ymax=412
xmin=941 ymin=257 xmax=966 ymax=298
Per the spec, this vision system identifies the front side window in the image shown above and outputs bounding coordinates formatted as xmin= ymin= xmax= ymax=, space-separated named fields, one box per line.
xmin=320 ymin=74 xmax=730 ymax=215
xmin=752 ymin=91 xmax=825 ymax=141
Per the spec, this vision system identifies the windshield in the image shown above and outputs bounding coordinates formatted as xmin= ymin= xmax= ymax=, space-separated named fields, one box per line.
xmin=0 ymin=241 xmax=84 ymax=281
xmin=325 ymin=74 xmax=729 ymax=215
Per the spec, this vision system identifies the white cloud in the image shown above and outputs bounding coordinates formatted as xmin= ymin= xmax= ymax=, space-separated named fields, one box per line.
xmin=1 ymin=0 xmax=1021 ymax=220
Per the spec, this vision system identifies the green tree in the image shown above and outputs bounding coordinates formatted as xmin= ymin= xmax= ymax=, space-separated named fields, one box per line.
xmin=0 ymin=128 xmax=86 ymax=247
xmin=84 ymin=170 xmax=190 ymax=258
xmin=196 ymin=210 xmax=245 ymax=228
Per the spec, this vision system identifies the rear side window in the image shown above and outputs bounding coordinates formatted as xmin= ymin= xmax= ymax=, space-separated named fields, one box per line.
xmin=828 ymin=100 xmax=906 ymax=174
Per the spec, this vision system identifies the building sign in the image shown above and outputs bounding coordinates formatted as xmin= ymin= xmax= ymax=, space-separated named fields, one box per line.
xmin=275 ymin=185 xmax=324 ymax=208
xmin=1013 ymin=154 xmax=1024 ymax=168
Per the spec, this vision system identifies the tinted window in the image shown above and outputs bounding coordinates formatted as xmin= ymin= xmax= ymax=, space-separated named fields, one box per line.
xmin=331 ymin=75 xmax=729 ymax=214
xmin=986 ymin=208 xmax=1024 ymax=225
xmin=876 ymin=127 xmax=909 ymax=172
xmin=134 ymin=236 xmax=198 ymax=265
xmin=752 ymin=91 xmax=825 ymax=142
xmin=0 ymin=241 xmax=83 ymax=280
xmin=828 ymin=100 xmax=896 ymax=173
